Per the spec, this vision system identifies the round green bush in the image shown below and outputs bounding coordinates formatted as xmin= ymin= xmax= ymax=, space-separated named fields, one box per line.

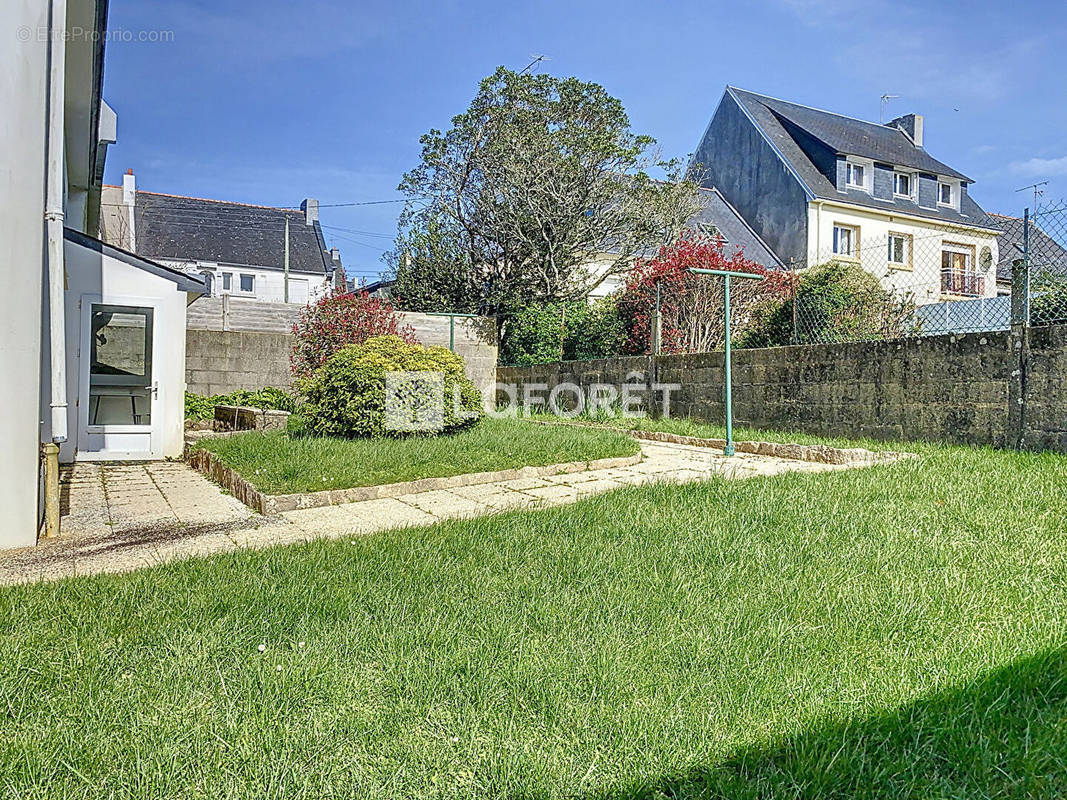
xmin=298 ymin=335 xmax=483 ymax=438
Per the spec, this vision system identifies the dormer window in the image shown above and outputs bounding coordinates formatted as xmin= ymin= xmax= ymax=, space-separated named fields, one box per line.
xmin=938 ymin=182 xmax=954 ymax=207
xmin=846 ymin=162 xmax=865 ymax=189
xmin=893 ymin=172 xmax=913 ymax=199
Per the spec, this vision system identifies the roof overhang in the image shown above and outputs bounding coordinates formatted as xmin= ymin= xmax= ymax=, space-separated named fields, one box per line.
xmin=64 ymin=227 xmax=207 ymax=294
xmin=64 ymin=0 xmax=110 ymax=227
xmin=810 ymin=197 xmax=1003 ymax=235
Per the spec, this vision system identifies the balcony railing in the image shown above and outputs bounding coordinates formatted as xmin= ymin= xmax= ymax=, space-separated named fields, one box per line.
xmin=941 ymin=269 xmax=985 ymax=297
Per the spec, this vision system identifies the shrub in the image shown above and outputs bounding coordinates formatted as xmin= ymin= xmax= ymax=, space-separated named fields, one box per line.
xmin=184 ymin=387 xmax=298 ymax=421
xmin=500 ymin=297 xmax=625 ymax=365
xmin=298 ymin=335 xmax=483 ymax=438
xmin=738 ymin=261 xmax=915 ymax=347
xmin=290 ymin=289 xmax=417 ymax=378
xmin=1031 ymin=282 xmax=1067 ymax=326
xmin=618 ymin=234 xmax=791 ymax=354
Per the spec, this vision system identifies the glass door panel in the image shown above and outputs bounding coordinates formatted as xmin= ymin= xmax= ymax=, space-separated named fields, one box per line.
xmin=88 ymin=304 xmax=154 ymax=427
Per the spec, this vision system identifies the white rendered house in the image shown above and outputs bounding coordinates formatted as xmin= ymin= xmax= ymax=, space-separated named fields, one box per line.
xmin=1 ymin=0 xmax=208 ymax=550
xmin=693 ymin=87 xmax=1001 ymax=304
xmin=100 ymin=173 xmax=341 ymax=305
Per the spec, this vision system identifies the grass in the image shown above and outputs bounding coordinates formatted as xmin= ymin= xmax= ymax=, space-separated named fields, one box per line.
xmin=529 ymin=408 xmax=923 ymax=452
xmin=192 ymin=416 xmax=641 ymax=494
xmin=2 ymin=439 xmax=1067 ymax=800
xmin=2 ymin=436 xmax=1067 ymax=797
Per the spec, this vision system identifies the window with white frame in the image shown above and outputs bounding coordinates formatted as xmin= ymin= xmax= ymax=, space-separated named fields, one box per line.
xmin=221 ymin=272 xmax=232 ymax=291
xmin=938 ymin=182 xmax=954 ymax=206
xmin=845 ymin=162 xmax=865 ymax=189
xmin=887 ymin=232 xmax=912 ymax=267
xmin=893 ymin=172 xmax=913 ymax=198
xmin=239 ymin=274 xmax=255 ymax=293
xmin=833 ymin=224 xmax=859 ymax=258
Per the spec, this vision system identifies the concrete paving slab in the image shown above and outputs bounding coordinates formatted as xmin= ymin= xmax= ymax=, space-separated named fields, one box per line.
xmin=1 ymin=439 xmax=896 ymax=585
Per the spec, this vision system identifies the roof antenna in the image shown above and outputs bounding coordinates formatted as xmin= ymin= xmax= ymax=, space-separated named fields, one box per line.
xmin=519 ymin=54 xmax=548 ymax=75
xmin=1016 ymin=180 xmax=1048 ymax=211
xmin=879 ymin=93 xmax=901 ymax=123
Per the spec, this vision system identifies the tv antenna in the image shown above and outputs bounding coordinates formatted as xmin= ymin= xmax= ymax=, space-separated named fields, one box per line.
xmin=879 ymin=93 xmax=901 ymax=123
xmin=519 ymin=54 xmax=549 ymax=75
xmin=1016 ymin=180 xmax=1048 ymax=211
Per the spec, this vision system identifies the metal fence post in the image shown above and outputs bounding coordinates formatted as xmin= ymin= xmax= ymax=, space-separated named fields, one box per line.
xmin=652 ymin=279 xmax=662 ymax=355
xmin=723 ymin=273 xmax=735 ymax=456
xmin=1022 ymin=207 xmax=1031 ymax=327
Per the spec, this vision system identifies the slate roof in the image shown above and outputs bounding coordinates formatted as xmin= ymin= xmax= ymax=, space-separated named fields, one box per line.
xmin=133 ymin=191 xmax=335 ymax=275
xmin=726 ymin=87 xmax=998 ymax=231
xmin=690 ymin=187 xmax=784 ymax=269
xmin=987 ymin=213 xmax=1067 ymax=282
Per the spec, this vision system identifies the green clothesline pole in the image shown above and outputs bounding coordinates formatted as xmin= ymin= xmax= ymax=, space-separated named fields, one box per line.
xmin=688 ymin=268 xmax=765 ymax=456
xmin=425 ymin=312 xmax=480 ymax=351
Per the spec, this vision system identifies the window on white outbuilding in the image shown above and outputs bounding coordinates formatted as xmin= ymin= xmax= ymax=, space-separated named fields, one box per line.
xmin=221 ymin=272 xmax=232 ymax=291
xmin=833 ymin=224 xmax=859 ymax=258
xmin=938 ymin=182 xmax=954 ymax=206
xmin=239 ymin=274 xmax=255 ymax=293
xmin=893 ymin=173 xmax=913 ymax=198
xmin=845 ymin=162 xmax=865 ymax=189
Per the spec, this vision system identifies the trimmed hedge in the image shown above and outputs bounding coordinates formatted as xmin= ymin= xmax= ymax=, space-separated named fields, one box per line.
xmin=299 ymin=335 xmax=483 ymax=438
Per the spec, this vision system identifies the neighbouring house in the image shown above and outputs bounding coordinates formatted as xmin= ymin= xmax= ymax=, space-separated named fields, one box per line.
xmin=360 ymin=277 xmax=395 ymax=298
xmin=99 ymin=171 xmax=343 ymax=305
xmin=2 ymin=0 xmax=206 ymax=550
xmin=692 ymin=87 xmax=1001 ymax=304
xmin=987 ymin=213 xmax=1067 ymax=295
xmin=585 ymin=185 xmax=785 ymax=299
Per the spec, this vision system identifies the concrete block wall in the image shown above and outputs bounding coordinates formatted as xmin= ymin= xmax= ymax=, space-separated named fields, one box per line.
xmin=185 ymin=308 xmax=498 ymax=405
xmin=497 ymin=325 xmax=1067 ymax=453
xmin=186 ymin=329 xmax=293 ymax=396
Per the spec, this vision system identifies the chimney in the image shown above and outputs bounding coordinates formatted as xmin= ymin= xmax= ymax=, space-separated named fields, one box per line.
xmin=887 ymin=113 xmax=923 ymax=147
xmin=122 ymin=168 xmax=136 ymax=203
xmin=329 ymin=247 xmax=340 ymax=264
xmin=300 ymin=198 xmax=318 ymax=226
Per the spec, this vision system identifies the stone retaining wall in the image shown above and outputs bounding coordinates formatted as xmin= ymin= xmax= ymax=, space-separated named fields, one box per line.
xmin=184 ymin=445 xmax=641 ymax=515
xmin=498 ymin=325 xmax=1067 ymax=452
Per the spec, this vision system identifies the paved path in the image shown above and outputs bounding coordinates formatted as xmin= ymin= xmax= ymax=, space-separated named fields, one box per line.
xmin=0 ymin=442 xmax=858 ymax=585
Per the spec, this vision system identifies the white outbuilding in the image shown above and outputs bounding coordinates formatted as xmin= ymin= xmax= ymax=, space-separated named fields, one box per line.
xmin=53 ymin=230 xmax=205 ymax=463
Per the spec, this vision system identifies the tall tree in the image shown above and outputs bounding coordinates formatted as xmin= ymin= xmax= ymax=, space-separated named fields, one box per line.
xmin=392 ymin=66 xmax=702 ymax=331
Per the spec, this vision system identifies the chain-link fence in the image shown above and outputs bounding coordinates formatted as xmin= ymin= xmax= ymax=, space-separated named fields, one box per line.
xmin=782 ymin=202 xmax=1067 ymax=343
xmin=1028 ymin=203 xmax=1067 ymax=327
xmin=495 ymin=201 xmax=1067 ymax=364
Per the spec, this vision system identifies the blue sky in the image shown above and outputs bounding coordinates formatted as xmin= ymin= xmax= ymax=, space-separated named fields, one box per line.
xmin=102 ymin=0 xmax=1067 ymax=282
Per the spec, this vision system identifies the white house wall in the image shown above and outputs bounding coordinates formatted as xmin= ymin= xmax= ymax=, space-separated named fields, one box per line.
xmin=1 ymin=0 xmax=50 ymax=549
xmin=157 ymin=260 xmax=330 ymax=305
xmin=806 ymin=201 xmax=1000 ymax=304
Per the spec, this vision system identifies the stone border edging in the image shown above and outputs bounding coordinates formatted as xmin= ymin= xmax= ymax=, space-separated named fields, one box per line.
xmin=184 ymin=444 xmax=642 ymax=515
xmin=530 ymin=419 xmax=908 ymax=466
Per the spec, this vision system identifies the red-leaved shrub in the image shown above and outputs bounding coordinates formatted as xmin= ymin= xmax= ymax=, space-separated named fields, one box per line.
xmin=619 ymin=234 xmax=791 ymax=354
xmin=290 ymin=289 xmax=417 ymax=378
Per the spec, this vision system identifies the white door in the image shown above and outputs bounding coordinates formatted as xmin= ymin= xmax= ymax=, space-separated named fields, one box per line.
xmin=77 ymin=299 xmax=163 ymax=460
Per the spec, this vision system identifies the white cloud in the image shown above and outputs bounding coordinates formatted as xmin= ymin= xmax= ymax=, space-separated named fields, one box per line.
xmin=1010 ymin=156 xmax=1067 ymax=177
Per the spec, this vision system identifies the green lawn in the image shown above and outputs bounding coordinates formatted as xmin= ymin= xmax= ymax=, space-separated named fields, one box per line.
xmin=193 ymin=416 xmax=640 ymax=494
xmin=530 ymin=409 xmax=919 ymax=452
xmin=2 ymin=439 xmax=1067 ymax=797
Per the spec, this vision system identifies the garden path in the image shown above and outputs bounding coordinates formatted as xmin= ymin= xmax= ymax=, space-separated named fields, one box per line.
xmin=0 ymin=441 xmax=859 ymax=585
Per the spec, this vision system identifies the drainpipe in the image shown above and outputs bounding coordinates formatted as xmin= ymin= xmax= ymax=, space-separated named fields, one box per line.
xmin=45 ymin=0 xmax=68 ymax=445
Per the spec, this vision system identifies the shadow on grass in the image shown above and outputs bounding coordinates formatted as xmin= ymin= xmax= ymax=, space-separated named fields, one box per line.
xmin=596 ymin=646 xmax=1067 ymax=799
